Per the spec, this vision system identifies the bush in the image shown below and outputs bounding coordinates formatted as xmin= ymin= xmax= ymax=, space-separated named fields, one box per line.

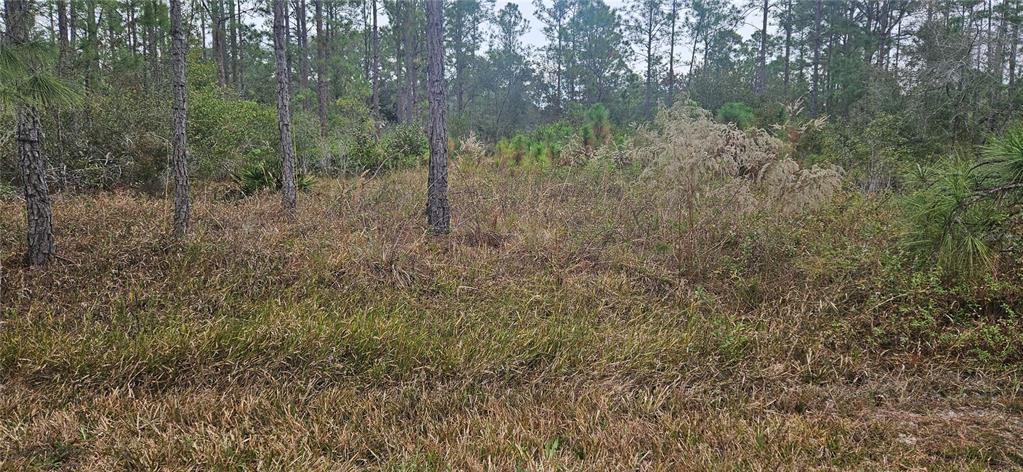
xmin=341 ymin=124 xmax=427 ymax=174
xmin=233 ymin=160 xmax=313 ymax=196
xmin=716 ymin=102 xmax=755 ymax=129
xmin=382 ymin=123 xmax=428 ymax=168
xmin=188 ymin=88 xmax=279 ymax=180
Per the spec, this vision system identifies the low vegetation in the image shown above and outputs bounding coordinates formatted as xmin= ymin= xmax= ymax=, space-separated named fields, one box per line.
xmin=5 ymin=0 xmax=1023 ymax=468
xmin=3 ymin=107 xmax=1022 ymax=468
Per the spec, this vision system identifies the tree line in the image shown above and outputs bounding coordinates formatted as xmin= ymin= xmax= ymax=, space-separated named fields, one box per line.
xmin=7 ymin=0 xmax=1023 ymax=266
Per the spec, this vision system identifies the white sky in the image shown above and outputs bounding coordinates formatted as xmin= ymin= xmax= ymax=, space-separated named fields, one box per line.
xmin=500 ymin=0 xmax=759 ymax=43
xmin=493 ymin=0 xmax=760 ymax=66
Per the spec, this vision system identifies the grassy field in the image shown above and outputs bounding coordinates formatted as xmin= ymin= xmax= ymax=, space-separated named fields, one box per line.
xmin=2 ymin=164 xmax=1022 ymax=470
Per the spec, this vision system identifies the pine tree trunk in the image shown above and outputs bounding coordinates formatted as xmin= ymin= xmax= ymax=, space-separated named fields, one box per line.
xmin=296 ymin=0 xmax=310 ymax=109
xmin=811 ymin=0 xmax=822 ymax=117
xmin=147 ymin=1 xmax=159 ymax=87
xmin=315 ymin=0 xmax=328 ymax=138
xmin=755 ymin=0 xmax=768 ymax=93
xmin=87 ymin=0 xmax=98 ymax=81
xmin=230 ymin=0 xmax=240 ymax=87
xmin=425 ymin=0 xmax=449 ymax=234
xmin=667 ymin=0 xmax=677 ymax=103
xmin=198 ymin=0 xmax=207 ymax=58
xmin=453 ymin=12 xmax=465 ymax=112
xmin=783 ymin=0 xmax=791 ymax=95
xmin=57 ymin=0 xmax=69 ymax=72
xmin=643 ymin=2 xmax=654 ymax=116
xmin=18 ymin=107 xmax=55 ymax=267
xmin=170 ymin=0 xmax=190 ymax=238
xmin=371 ymin=0 xmax=380 ymax=118
xmin=10 ymin=0 xmax=55 ymax=266
xmin=69 ymin=0 xmax=78 ymax=44
xmin=407 ymin=24 xmax=418 ymax=124
xmin=214 ymin=0 xmax=228 ymax=86
xmin=274 ymin=0 xmax=298 ymax=210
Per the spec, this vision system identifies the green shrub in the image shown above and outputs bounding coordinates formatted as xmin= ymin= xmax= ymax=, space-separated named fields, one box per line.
xmin=382 ymin=123 xmax=428 ymax=168
xmin=233 ymin=161 xmax=313 ymax=196
xmin=188 ymin=88 xmax=279 ymax=180
xmin=341 ymin=124 xmax=427 ymax=174
xmin=716 ymin=102 xmax=755 ymax=129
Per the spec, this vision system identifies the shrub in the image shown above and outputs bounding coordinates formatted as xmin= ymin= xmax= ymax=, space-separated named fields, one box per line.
xmin=233 ymin=160 xmax=314 ymax=196
xmin=340 ymin=124 xmax=427 ymax=174
xmin=716 ymin=102 xmax=755 ymax=129
xmin=633 ymin=101 xmax=843 ymax=213
xmin=187 ymin=88 xmax=279 ymax=180
xmin=382 ymin=123 xmax=428 ymax=169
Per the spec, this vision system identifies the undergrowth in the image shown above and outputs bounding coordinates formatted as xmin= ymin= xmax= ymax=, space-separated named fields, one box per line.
xmin=1 ymin=160 xmax=1021 ymax=469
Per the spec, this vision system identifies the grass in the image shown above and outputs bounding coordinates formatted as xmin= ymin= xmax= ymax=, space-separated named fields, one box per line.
xmin=1 ymin=163 xmax=1022 ymax=469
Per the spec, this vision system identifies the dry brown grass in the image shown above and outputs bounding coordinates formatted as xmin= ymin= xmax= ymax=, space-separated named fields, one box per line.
xmin=1 ymin=162 xmax=1021 ymax=470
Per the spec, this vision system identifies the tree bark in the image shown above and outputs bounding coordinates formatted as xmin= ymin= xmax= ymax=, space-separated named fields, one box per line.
xmin=371 ymin=0 xmax=380 ymax=117
xmin=643 ymin=0 xmax=655 ymax=116
xmin=425 ymin=0 xmax=449 ymax=233
xmin=56 ymin=0 xmax=69 ymax=72
xmin=9 ymin=0 xmax=56 ymax=266
xmin=406 ymin=17 xmax=419 ymax=124
xmin=667 ymin=0 xmax=677 ymax=103
xmin=230 ymin=0 xmax=241 ymax=87
xmin=213 ymin=0 xmax=228 ymax=86
xmin=783 ymin=0 xmax=791 ymax=95
xmin=315 ymin=0 xmax=328 ymax=138
xmin=171 ymin=0 xmax=190 ymax=238
xmin=18 ymin=107 xmax=55 ymax=267
xmin=296 ymin=0 xmax=310 ymax=108
xmin=811 ymin=0 xmax=822 ymax=117
xmin=274 ymin=0 xmax=298 ymax=210
xmin=147 ymin=0 xmax=159 ymax=87
xmin=755 ymin=0 xmax=768 ymax=93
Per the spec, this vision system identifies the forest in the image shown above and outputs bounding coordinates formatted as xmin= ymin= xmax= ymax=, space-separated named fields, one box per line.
xmin=2 ymin=0 xmax=1022 ymax=468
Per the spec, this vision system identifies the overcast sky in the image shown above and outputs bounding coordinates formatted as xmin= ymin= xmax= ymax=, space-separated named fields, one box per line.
xmin=490 ymin=0 xmax=761 ymax=64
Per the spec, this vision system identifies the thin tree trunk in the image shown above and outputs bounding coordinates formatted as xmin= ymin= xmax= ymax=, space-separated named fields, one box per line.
xmin=57 ymin=0 xmax=69 ymax=71
xmin=811 ymin=0 xmax=822 ymax=116
xmin=394 ymin=2 xmax=407 ymax=121
xmin=315 ymin=0 xmax=328 ymax=138
xmin=686 ymin=23 xmax=700 ymax=88
xmin=783 ymin=0 xmax=792 ymax=95
xmin=362 ymin=0 xmax=370 ymax=81
xmin=70 ymin=0 xmax=78 ymax=44
xmin=230 ymin=0 xmax=240 ymax=87
xmin=213 ymin=0 xmax=227 ymax=86
xmin=1010 ymin=13 xmax=1019 ymax=91
xmin=372 ymin=0 xmax=380 ymax=117
xmin=198 ymin=0 xmax=207 ymax=58
xmin=170 ymin=0 xmax=190 ymax=237
xmin=128 ymin=2 xmax=137 ymax=58
xmin=643 ymin=1 xmax=654 ymax=116
xmin=667 ymin=0 xmax=677 ymax=103
xmin=86 ymin=0 xmax=98 ymax=80
xmin=274 ymin=0 xmax=298 ymax=210
xmin=296 ymin=0 xmax=310 ymax=108
xmin=147 ymin=0 xmax=159 ymax=86
xmin=555 ymin=11 xmax=563 ymax=113
xmin=425 ymin=0 xmax=449 ymax=233
xmin=9 ymin=0 xmax=55 ymax=266
xmin=406 ymin=21 xmax=418 ymax=124
xmin=755 ymin=0 xmax=768 ymax=93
